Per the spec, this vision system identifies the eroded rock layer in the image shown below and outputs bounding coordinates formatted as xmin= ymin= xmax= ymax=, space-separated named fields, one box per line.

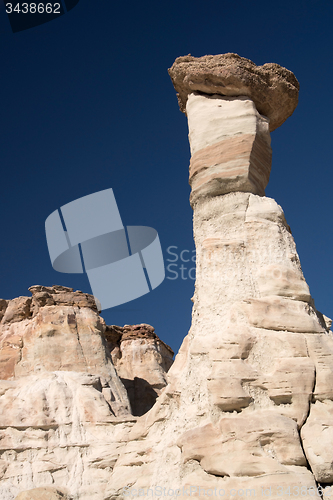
xmin=168 ymin=53 xmax=299 ymax=131
xmin=104 ymin=54 xmax=333 ymax=500
xmin=187 ymin=94 xmax=272 ymax=204
xmin=105 ymin=193 xmax=333 ymax=499
xmin=106 ymin=324 xmax=173 ymax=416
xmin=0 ymin=287 xmax=172 ymax=500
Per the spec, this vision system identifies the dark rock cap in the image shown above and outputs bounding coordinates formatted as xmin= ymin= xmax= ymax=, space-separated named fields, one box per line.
xmin=168 ymin=53 xmax=299 ymax=131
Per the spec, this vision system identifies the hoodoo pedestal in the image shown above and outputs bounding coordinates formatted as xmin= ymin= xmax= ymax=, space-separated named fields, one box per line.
xmin=105 ymin=54 xmax=333 ymax=499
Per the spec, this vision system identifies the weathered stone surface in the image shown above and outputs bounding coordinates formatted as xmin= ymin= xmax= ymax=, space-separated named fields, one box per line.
xmin=29 ymin=285 xmax=99 ymax=313
xmin=301 ymin=400 xmax=333 ymax=483
xmin=257 ymin=264 xmax=311 ymax=301
xmin=169 ymin=54 xmax=299 ymax=204
xmin=0 ymin=298 xmax=132 ymax=499
xmin=304 ymin=333 xmax=333 ymax=401
xmin=241 ymin=297 xmax=325 ymax=333
xmin=105 ymin=187 xmax=333 ymax=498
xmin=106 ymin=324 xmax=173 ymax=416
xmin=105 ymin=56 xmax=332 ymax=500
xmin=187 ymin=94 xmax=271 ymax=156
xmin=0 ymin=286 xmax=99 ymax=328
xmin=168 ymin=52 xmax=299 ymax=131
xmin=178 ymin=411 xmax=306 ymax=475
xmin=0 ymin=304 xmax=130 ymax=409
xmin=15 ymin=487 xmax=67 ymax=500
xmin=323 ymin=314 xmax=332 ymax=330
xmin=1 ymin=297 xmax=32 ymax=324
xmin=0 ymin=289 xmax=173 ymax=500
xmin=0 ymin=299 xmax=8 ymax=322
xmin=187 ymin=95 xmax=272 ymax=203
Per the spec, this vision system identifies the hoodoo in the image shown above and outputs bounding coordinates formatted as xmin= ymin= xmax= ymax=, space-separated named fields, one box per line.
xmin=168 ymin=53 xmax=299 ymax=204
xmin=106 ymin=54 xmax=333 ymax=498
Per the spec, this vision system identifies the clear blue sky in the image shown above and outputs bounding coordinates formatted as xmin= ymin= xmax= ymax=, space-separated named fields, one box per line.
xmin=0 ymin=0 xmax=332 ymax=353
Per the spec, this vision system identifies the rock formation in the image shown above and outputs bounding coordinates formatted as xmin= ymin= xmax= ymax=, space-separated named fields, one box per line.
xmin=105 ymin=324 xmax=173 ymax=416
xmin=0 ymin=286 xmax=173 ymax=500
xmin=104 ymin=54 xmax=333 ymax=499
xmin=168 ymin=53 xmax=299 ymax=204
xmin=168 ymin=53 xmax=299 ymax=131
xmin=2 ymin=53 xmax=333 ymax=500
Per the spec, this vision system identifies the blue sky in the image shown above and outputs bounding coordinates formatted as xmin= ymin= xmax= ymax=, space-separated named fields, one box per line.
xmin=0 ymin=0 xmax=332 ymax=353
